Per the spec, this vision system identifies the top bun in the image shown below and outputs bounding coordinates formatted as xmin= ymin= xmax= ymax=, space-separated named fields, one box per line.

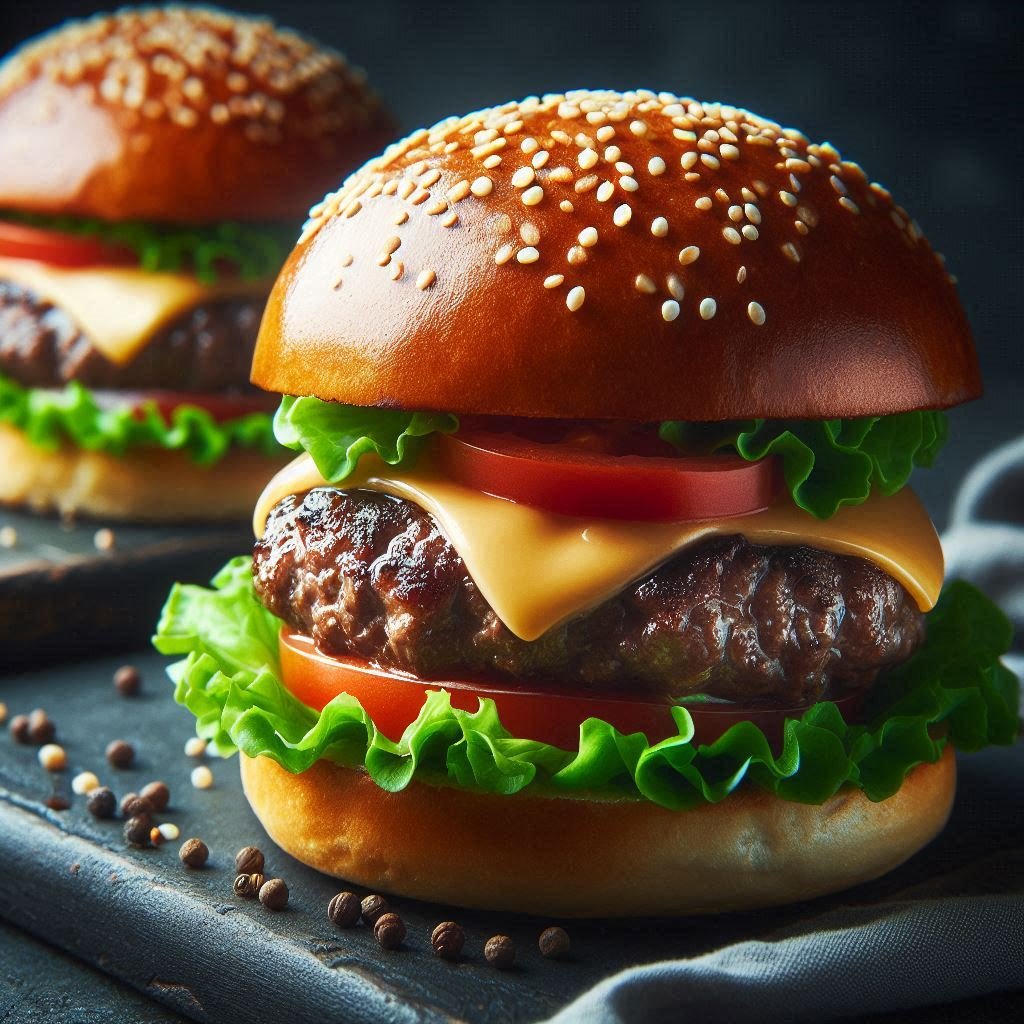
xmin=0 ymin=6 xmax=393 ymax=223
xmin=253 ymin=89 xmax=980 ymax=422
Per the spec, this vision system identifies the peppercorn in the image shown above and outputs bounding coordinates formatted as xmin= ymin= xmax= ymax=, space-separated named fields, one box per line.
xmin=37 ymin=743 xmax=67 ymax=771
xmin=179 ymin=838 xmax=209 ymax=868
xmin=45 ymin=793 xmax=70 ymax=811
xmin=484 ymin=935 xmax=516 ymax=969
xmin=105 ymin=739 xmax=135 ymax=768
xmin=538 ymin=926 xmax=571 ymax=959
xmin=360 ymin=893 xmax=390 ymax=926
xmin=28 ymin=709 xmax=55 ymax=745
xmin=123 ymin=815 xmax=152 ymax=848
xmin=327 ymin=891 xmax=361 ymax=928
xmin=190 ymin=765 xmax=214 ymax=790
xmin=258 ymin=878 xmax=288 ymax=911
xmin=140 ymin=781 xmax=170 ymax=812
xmin=120 ymin=792 xmax=152 ymax=818
xmin=9 ymin=714 xmax=30 ymax=743
xmin=234 ymin=845 xmax=264 ymax=875
xmin=374 ymin=912 xmax=406 ymax=950
xmin=113 ymin=665 xmax=142 ymax=697
xmin=86 ymin=787 xmax=117 ymax=819
xmin=233 ymin=872 xmax=264 ymax=898
xmin=431 ymin=921 xmax=465 ymax=960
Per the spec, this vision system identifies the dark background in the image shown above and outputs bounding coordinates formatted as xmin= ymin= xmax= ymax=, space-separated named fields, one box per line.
xmin=1 ymin=0 xmax=1021 ymax=522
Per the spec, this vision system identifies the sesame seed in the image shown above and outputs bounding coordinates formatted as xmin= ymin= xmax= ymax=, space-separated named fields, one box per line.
xmin=744 ymin=203 xmax=761 ymax=224
xmin=578 ymin=226 xmax=599 ymax=247
xmin=575 ymin=175 xmax=598 ymax=193
xmin=517 ymin=247 xmax=540 ymax=264
xmin=604 ymin=145 xmax=622 ymax=163
xmin=566 ymin=286 xmax=586 ymax=312
xmin=416 ymin=269 xmax=437 ymax=290
xmin=666 ymin=274 xmax=685 ymax=300
xmin=619 ymin=175 xmax=639 ymax=192
xmin=629 ymin=119 xmax=648 ymax=136
xmin=390 ymin=260 xmax=404 ymax=280
xmin=695 ymin=197 xmax=713 ymax=211
xmin=521 ymin=222 xmax=540 ymax=245
xmin=673 ymin=128 xmax=698 ymax=141
xmin=441 ymin=211 xmax=459 ymax=228
xmin=722 ymin=226 xmax=742 ymax=244
xmin=567 ymin=245 xmax=587 ymax=265
xmin=447 ymin=180 xmax=471 ymax=203
xmin=737 ymin=265 xmax=748 ymax=283
xmin=393 ymin=211 xmax=410 ymax=226
xmin=596 ymin=181 xmax=615 ymax=202
xmin=549 ymin=166 xmax=573 ymax=182
xmin=699 ymin=297 xmax=717 ymax=320
xmin=522 ymin=185 xmax=544 ymax=206
xmin=678 ymin=245 xmax=700 ymax=265
xmin=741 ymin=224 xmax=759 ymax=240
xmin=795 ymin=220 xmax=809 ymax=235
xmin=785 ymin=158 xmax=811 ymax=173
xmin=495 ymin=244 xmax=515 ymax=265
xmin=420 ymin=168 xmax=442 ymax=188
xmin=651 ymin=216 xmax=668 ymax=237
xmin=483 ymin=154 xmax=502 ymax=169
xmin=781 ymin=242 xmax=801 ymax=262
xmin=596 ymin=125 xmax=615 ymax=142
xmin=532 ymin=151 xmax=550 ymax=168
xmin=648 ymin=156 xmax=666 ymax=176
xmin=681 ymin=152 xmax=698 ymax=170
xmin=661 ymin=300 xmax=680 ymax=322
xmin=560 ymin=200 xmax=574 ymax=212
xmin=728 ymin=205 xmax=744 ymax=222
xmin=830 ymin=174 xmax=847 ymax=195
xmin=839 ymin=196 xmax=860 ymax=214
xmin=340 ymin=254 xmax=354 ymax=268
xmin=720 ymin=143 xmax=740 ymax=160
xmin=635 ymin=274 xmax=657 ymax=294
xmin=613 ymin=204 xmax=632 ymax=227
xmin=511 ymin=166 xmax=535 ymax=188
xmin=747 ymin=301 xmax=766 ymax=325
xmin=578 ymin=148 xmax=599 ymax=170
xmin=543 ymin=274 xmax=564 ymax=288
xmin=470 ymin=176 xmax=493 ymax=196
xmin=700 ymin=153 xmax=720 ymax=169
xmin=779 ymin=191 xmax=798 ymax=207
xmin=521 ymin=137 xmax=539 ymax=154
xmin=789 ymin=173 xmax=802 ymax=192
xmin=715 ymin=188 xmax=730 ymax=203
xmin=383 ymin=236 xmax=401 ymax=254
xmin=426 ymin=200 xmax=447 ymax=216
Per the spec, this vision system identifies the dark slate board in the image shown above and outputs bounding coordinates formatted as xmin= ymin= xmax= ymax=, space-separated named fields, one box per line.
xmin=1 ymin=647 xmax=1023 ymax=1023
xmin=0 ymin=508 xmax=250 ymax=668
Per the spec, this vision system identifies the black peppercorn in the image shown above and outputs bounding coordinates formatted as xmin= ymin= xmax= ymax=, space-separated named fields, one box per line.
xmin=113 ymin=665 xmax=142 ymax=697
xmin=374 ymin=912 xmax=406 ymax=950
xmin=538 ymin=926 xmax=571 ymax=959
xmin=179 ymin=838 xmax=209 ymax=868
xmin=106 ymin=739 xmax=135 ymax=768
xmin=9 ymin=714 xmax=31 ymax=744
xmin=140 ymin=781 xmax=170 ymax=812
xmin=258 ymin=878 xmax=289 ymax=911
xmin=234 ymin=845 xmax=264 ymax=875
xmin=360 ymin=893 xmax=389 ymax=926
xmin=485 ymin=934 xmax=516 ymax=969
xmin=86 ymin=787 xmax=117 ymax=819
xmin=120 ymin=792 xmax=152 ymax=819
xmin=233 ymin=872 xmax=264 ymax=898
xmin=123 ymin=815 xmax=152 ymax=848
xmin=431 ymin=921 xmax=465 ymax=960
xmin=28 ymin=709 xmax=55 ymax=745
xmin=327 ymin=891 xmax=361 ymax=928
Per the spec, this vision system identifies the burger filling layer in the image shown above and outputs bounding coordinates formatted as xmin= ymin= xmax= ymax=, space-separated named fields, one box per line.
xmin=253 ymin=488 xmax=925 ymax=706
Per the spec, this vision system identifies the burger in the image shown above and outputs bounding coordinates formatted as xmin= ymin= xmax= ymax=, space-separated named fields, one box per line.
xmin=155 ymin=90 xmax=1018 ymax=915
xmin=0 ymin=6 xmax=391 ymax=521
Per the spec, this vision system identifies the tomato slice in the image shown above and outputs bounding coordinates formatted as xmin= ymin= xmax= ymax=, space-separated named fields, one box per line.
xmin=435 ymin=426 xmax=776 ymax=521
xmin=86 ymin=389 xmax=277 ymax=424
xmin=279 ymin=628 xmax=862 ymax=751
xmin=0 ymin=219 xmax=137 ymax=268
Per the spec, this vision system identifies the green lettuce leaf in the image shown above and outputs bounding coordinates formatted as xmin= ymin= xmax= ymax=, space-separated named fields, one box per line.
xmin=659 ymin=411 xmax=948 ymax=519
xmin=0 ymin=375 xmax=282 ymax=464
xmin=274 ymin=395 xmax=458 ymax=482
xmin=153 ymin=560 xmax=1018 ymax=809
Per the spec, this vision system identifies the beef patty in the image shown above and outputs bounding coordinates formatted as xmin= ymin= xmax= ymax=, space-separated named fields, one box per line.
xmin=0 ymin=278 xmax=265 ymax=392
xmin=253 ymin=487 xmax=926 ymax=705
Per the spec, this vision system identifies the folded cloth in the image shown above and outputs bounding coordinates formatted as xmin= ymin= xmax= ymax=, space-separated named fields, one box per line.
xmin=542 ymin=436 xmax=1024 ymax=1024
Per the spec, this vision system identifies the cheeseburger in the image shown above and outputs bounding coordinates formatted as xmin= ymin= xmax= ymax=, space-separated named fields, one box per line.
xmin=0 ymin=6 xmax=391 ymax=520
xmin=156 ymin=90 xmax=1018 ymax=916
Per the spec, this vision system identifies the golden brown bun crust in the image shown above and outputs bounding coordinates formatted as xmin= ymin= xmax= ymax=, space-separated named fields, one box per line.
xmin=253 ymin=90 xmax=980 ymax=421
xmin=240 ymin=745 xmax=955 ymax=917
xmin=0 ymin=7 xmax=393 ymax=223
xmin=0 ymin=422 xmax=287 ymax=522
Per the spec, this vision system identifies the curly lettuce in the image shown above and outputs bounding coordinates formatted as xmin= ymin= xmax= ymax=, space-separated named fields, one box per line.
xmin=0 ymin=375 xmax=282 ymax=464
xmin=153 ymin=559 xmax=1018 ymax=810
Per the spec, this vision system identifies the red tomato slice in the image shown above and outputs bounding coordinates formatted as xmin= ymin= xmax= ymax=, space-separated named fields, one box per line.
xmin=87 ymin=389 xmax=277 ymax=424
xmin=0 ymin=219 xmax=137 ymax=268
xmin=435 ymin=427 xmax=776 ymax=521
xmin=279 ymin=628 xmax=861 ymax=751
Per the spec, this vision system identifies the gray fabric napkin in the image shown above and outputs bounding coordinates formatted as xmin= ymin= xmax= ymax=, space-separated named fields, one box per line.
xmin=542 ymin=435 xmax=1024 ymax=1024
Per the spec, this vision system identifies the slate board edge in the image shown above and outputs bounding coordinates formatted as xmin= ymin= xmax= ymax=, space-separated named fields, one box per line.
xmin=0 ymin=795 xmax=460 ymax=1024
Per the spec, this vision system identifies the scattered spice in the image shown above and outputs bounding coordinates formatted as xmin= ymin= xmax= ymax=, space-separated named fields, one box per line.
xmin=0 ymin=701 xmax=7 ymax=724
xmin=233 ymin=872 xmax=264 ymax=898
xmin=9 ymin=714 xmax=30 ymax=743
xmin=184 ymin=737 xmax=207 ymax=758
xmin=124 ymin=815 xmax=152 ymax=848
xmin=360 ymin=894 xmax=390 ymax=926
xmin=149 ymin=826 xmax=164 ymax=846
xmin=71 ymin=771 xmax=100 ymax=795
xmin=234 ymin=846 xmax=264 ymax=875
xmin=105 ymin=739 xmax=135 ymax=768
xmin=431 ymin=921 xmax=465 ymax=960
xmin=45 ymin=793 xmax=71 ymax=811
xmin=120 ymin=792 xmax=152 ymax=818
xmin=374 ymin=913 xmax=406 ymax=950
xmin=86 ymin=787 xmax=117 ymax=819
xmin=327 ymin=891 xmax=361 ymax=928
xmin=258 ymin=878 xmax=289 ymax=911
xmin=0 ymin=525 xmax=17 ymax=548
xmin=190 ymin=765 xmax=214 ymax=790
xmin=157 ymin=822 xmax=180 ymax=842
xmin=140 ymin=780 xmax=170 ymax=812
xmin=484 ymin=935 xmax=516 ymax=969
xmin=93 ymin=528 xmax=116 ymax=552
xmin=28 ymin=709 xmax=56 ymax=745
xmin=179 ymin=837 xmax=209 ymax=868
xmin=538 ymin=926 xmax=571 ymax=959
xmin=113 ymin=665 xmax=142 ymax=697
xmin=38 ymin=743 xmax=67 ymax=771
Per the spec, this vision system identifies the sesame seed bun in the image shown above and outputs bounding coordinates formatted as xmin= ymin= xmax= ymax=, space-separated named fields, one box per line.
xmin=252 ymin=89 xmax=980 ymax=421
xmin=0 ymin=7 xmax=393 ymax=223
xmin=239 ymin=745 xmax=955 ymax=917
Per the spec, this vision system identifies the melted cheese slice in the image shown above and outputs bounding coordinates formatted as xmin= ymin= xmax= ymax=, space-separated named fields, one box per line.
xmin=0 ymin=257 xmax=269 ymax=365
xmin=254 ymin=453 xmax=944 ymax=642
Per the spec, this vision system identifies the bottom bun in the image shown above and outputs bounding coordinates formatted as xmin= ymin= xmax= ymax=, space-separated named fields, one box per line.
xmin=240 ymin=745 xmax=956 ymax=916
xmin=0 ymin=423 xmax=286 ymax=522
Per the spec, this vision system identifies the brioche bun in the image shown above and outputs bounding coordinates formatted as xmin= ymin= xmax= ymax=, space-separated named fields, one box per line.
xmin=253 ymin=89 xmax=979 ymax=421
xmin=240 ymin=745 xmax=955 ymax=917
xmin=0 ymin=422 xmax=286 ymax=522
xmin=0 ymin=7 xmax=392 ymax=223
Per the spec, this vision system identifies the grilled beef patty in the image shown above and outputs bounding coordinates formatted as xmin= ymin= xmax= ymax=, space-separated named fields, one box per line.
xmin=0 ymin=278 xmax=265 ymax=392
xmin=253 ymin=487 xmax=926 ymax=704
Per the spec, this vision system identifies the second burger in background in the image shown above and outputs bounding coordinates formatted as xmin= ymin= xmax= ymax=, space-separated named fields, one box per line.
xmin=0 ymin=6 xmax=392 ymax=521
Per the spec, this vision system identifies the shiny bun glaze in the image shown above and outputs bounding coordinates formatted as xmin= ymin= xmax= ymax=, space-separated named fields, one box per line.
xmin=0 ymin=6 xmax=393 ymax=223
xmin=253 ymin=89 xmax=980 ymax=420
